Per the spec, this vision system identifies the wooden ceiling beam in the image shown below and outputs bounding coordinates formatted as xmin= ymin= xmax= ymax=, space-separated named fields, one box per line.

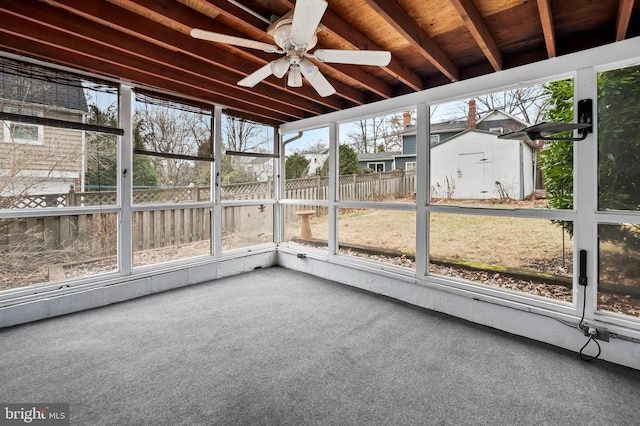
xmin=182 ymin=0 xmax=390 ymax=100
xmin=449 ymin=0 xmax=503 ymax=71
xmin=616 ymin=0 xmax=635 ymax=41
xmin=316 ymin=7 xmax=423 ymax=92
xmin=278 ymin=0 xmax=423 ymax=92
xmin=364 ymin=0 xmax=459 ymax=82
xmin=536 ymin=0 xmax=556 ymax=58
xmin=41 ymin=0 xmax=350 ymax=110
xmin=178 ymin=0 xmax=275 ymax=43
xmin=0 ymin=9 xmax=301 ymax=122
xmin=5 ymin=0 xmax=330 ymax=117
xmin=119 ymin=0 xmax=360 ymax=107
xmin=0 ymin=31 xmax=292 ymax=123
xmin=115 ymin=0 xmax=368 ymax=104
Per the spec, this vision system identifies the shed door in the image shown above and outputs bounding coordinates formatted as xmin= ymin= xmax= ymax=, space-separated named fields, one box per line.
xmin=457 ymin=152 xmax=490 ymax=198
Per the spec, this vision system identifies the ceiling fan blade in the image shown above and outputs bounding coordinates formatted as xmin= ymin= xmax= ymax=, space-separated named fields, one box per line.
xmin=290 ymin=0 xmax=328 ymax=47
xmin=191 ymin=28 xmax=277 ymax=52
xmin=299 ymin=58 xmax=335 ymax=97
xmin=313 ymin=49 xmax=392 ymax=66
xmin=238 ymin=63 xmax=274 ymax=88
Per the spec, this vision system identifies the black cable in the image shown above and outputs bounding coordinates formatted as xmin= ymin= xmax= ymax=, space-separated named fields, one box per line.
xmin=577 ymin=288 xmax=601 ymax=362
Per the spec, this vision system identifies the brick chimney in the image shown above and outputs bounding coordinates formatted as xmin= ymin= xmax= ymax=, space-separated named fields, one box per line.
xmin=468 ymin=99 xmax=477 ymax=129
xmin=403 ymin=111 xmax=412 ymax=128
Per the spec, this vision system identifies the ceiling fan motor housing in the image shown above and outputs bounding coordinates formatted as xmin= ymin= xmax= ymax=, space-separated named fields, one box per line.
xmin=273 ymin=19 xmax=317 ymax=51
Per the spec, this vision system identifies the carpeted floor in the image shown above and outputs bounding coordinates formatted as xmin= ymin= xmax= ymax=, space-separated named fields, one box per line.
xmin=1 ymin=266 xmax=639 ymax=425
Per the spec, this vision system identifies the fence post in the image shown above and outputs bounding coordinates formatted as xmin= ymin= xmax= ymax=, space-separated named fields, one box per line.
xmin=68 ymin=185 xmax=76 ymax=207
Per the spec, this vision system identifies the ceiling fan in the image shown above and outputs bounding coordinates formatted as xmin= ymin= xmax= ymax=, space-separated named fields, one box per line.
xmin=190 ymin=0 xmax=391 ymax=97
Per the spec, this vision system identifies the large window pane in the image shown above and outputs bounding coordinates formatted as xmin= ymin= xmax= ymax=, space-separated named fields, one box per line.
xmin=1 ymin=61 xmax=120 ymax=208
xmin=430 ymin=82 xmax=572 ymax=209
xmin=222 ymin=204 xmax=273 ymax=250
xmin=133 ymin=208 xmax=211 ymax=267
xmin=283 ymin=128 xmax=329 ymax=200
xmin=282 ymin=204 xmax=328 ymax=251
xmin=597 ymin=64 xmax=640 ymax=212
xmin=221 ymin=113 xmax=275 ymax=201
xmin=133 ymin=92 xmax=213 ymax=204
xmin=339 ymin=110 xmax=417 ymax=203
xmin=429 ymin=213 xmax=573 ymax=302
xmin=338 ymin=208 xmax=416 ymax=269
xmin=220 ymin=154 xmax=273 ymax=201
xmin=598 ymin=224 xmax=640 ymax=318
xmin=222 ymin=113 xmax=274 ymax=154
xmin=0 ymin=213 xmax=118 ymax=290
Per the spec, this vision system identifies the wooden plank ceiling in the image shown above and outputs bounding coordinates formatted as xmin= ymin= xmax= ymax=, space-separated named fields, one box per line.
xmin=1 ymin=0 xmax=639 ymax=124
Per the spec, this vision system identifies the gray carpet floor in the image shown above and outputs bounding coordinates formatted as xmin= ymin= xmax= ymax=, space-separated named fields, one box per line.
xmin=1 ymin=266 xmax=639 ymax=425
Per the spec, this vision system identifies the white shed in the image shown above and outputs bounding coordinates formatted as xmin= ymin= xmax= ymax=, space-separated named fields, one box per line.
xmin=430 ymin=129 xmax=536 ymax=200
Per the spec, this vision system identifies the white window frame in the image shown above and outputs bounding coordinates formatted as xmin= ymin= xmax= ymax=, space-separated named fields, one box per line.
xmin=405 ymin=161 xmax=417 ymax=171
xmin=367 ymin=162 xmax=385 ymax=172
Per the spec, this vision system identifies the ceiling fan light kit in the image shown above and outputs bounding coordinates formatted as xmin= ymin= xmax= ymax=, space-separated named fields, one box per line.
xmin=270 ymin=57 xmax=291 ymax=79
xmin=288 ymin=65 xmax=303 ymax=87
xmin=190 ymin=0 xmax=391 ymax=97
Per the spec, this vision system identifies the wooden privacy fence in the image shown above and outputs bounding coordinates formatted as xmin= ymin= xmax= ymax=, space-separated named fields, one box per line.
xmin=0 ymin=213 xmax=118 ymax=258
xmin=338 ymin=170 xmax=415 ymax=202
xmin=133 ymin=208 xmax=210 ymax=251
xmin=0 ymin=208 xmax=211 ymax=257
xmin=0 ymin=171 xmax=415 ymax=252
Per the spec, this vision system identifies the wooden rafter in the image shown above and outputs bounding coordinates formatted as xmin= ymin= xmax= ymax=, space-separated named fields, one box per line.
xmin=536 ymin=0 xmax=556 ymax=58
xmin=0 ymin=0 xmax=633 ymax=124
xmin=47 ymin=0 xmax=337 ymax=112
xmin=616 ymin=0 xmax=635 ymax=41
xmin=0 ymin=27 xmax=291 ymax=123
xmin=449 ymin=0 xmax=503 ymax=71
xmin=279 ymin=0 xmax=423 ymax=92
xmin=364 ymin=0 xmax=459 ymax=82
xmin=190 ymin=0 xmax=394 ymax=99
xmin=103 ymin=0 xmax=367 ymax=105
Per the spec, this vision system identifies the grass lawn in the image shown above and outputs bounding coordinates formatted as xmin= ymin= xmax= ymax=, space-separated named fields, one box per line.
xmin=307 ymin=208 xmax=573 ymax=274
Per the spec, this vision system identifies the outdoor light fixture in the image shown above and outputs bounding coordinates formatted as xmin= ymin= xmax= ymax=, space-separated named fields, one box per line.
xmin=498 ymin=122 xmax=592 ymax=141
xmin=499 ymin=99 xmax=593 ymax=141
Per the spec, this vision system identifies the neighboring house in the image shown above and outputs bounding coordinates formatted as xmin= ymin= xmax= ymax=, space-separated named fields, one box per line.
xmin=245 ymin=156 xmax=273 ymax=182
xmin=358 ymin=100 xmax=537 ymax=200
xmin=359 ymin=151 xmax=400 ymax=172
xmin=0 ymin=66 xmax=88 ymax=197
xmin=299 ymin=147 xmax=329 ymax=174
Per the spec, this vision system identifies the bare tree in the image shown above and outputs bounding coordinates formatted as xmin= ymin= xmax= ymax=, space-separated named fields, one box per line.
xmin=305 ymin=139 xmax=328 ymax=153
xmin=452 ymin=87 xmax=551 ymax=124
xmin=345 ymin=110 xmax=414 ymax=154
xmin=224 ymin=116 xmax=270 ymax=152
xmin=135 ymin=104 xmax=211 ymax=187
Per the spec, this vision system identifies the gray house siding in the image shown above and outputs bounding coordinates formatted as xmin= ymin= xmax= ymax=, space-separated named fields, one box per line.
xmin=359 ymin=159 xmax=394 ymax=172
xmin=402 ymin=135 xmax=416 ymax=155
xmin=394 ymin=156 xmax=416 ymax=170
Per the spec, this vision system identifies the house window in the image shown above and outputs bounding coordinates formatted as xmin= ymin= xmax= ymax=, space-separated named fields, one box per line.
xmin=2 ymin=107 xmax=44 ymax=145
xmin=489 ymin=127 xmax=504 ymax=133
xmin=405 ymin=161 xmax=416 ymax=171
xmin=430 ymin=134 xmax=440 ymax=144
xmin=367 ymin=162 xmax=385 ymax=172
